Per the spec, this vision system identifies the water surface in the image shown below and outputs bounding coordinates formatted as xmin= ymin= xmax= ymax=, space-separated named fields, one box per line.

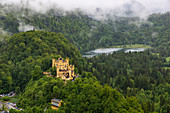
xmin=82 ymin=48 xmax=148 ymax=58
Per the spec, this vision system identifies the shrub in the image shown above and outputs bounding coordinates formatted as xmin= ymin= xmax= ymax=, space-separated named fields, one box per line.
xmin=2 ymin=96 xmax=10 ymax=101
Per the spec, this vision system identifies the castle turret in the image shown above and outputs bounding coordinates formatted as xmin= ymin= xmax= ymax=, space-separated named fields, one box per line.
xmin=66 ymin=58 xmax=69 ymax=64
xmin=52 ymin=59 xmax=56 ymax=67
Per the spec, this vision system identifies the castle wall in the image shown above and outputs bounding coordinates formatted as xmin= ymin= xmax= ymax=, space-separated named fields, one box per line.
xmin=52 ymin=58 xmax=75 ymax=80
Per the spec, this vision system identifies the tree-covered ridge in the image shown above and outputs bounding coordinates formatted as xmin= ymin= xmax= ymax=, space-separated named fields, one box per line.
xmin=20 ymin=11 xmax=170 ymax=55
xmin=0 ymin=31 xmax=81 ymax=93
xmin=85 ymin=51 xmax=169 ymax=87
xmin=0 ymin=5 xmax=169 ymax=113
xmin=16 ymin=75 xmax=144 ymax=113
xmin=2 ymin=30 xmax=81 ymax=62
xmin=22 ymin=11 xmax=103 ymax=51
xmin=0 ymin=3 xmax=19 ymax=34
xmin=0 ymin=5 xmax=169 ymax=54
xmin=0 ymin=13 xmax=19 ymax=34
xmin=84 ymin=51 xmax=170 ymax=112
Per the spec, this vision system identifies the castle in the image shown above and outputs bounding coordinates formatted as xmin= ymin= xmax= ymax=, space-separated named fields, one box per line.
xmin=44 ymin=57 xmax=76 ymax=80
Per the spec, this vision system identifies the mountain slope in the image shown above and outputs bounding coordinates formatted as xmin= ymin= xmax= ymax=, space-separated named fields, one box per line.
xmin=16 ymin=75 xmax=143 ymax=113
xmin=0 ymin=30 xmax=81 ymax=92
xmin=0 ymin=4 xmax=169 ymax=54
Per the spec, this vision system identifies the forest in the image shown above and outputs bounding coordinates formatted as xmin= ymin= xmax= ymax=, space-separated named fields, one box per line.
xmin=0 ymin=3 xmax=170 ymax=113
xmin=0 ymin=31 xmax=145 ymax=113
xmin=84 ymin=51 xmax=170 ymax=112
xmin=0 ymin=4 xmax=169 ymax=54
xmin=0 ymin=31 xmax=81 ymax=92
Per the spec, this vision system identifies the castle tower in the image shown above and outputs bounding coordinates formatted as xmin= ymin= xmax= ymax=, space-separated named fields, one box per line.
xmin=52 ymin=59 xmax=56 ymax=67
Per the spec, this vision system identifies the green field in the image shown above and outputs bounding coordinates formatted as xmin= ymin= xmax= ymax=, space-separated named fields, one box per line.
xmin=111 ymin=44 xmax=152 ymax=48
xmin=9 ymin=97 xmax=19 ymax=103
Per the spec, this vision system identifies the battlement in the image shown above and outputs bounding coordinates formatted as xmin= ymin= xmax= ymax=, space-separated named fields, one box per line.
xmin=45 ymin=57 xmax=76 ymax=80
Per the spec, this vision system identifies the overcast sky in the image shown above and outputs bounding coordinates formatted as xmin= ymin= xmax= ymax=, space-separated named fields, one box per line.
xmin=1 ymin=0 xmax=170 ymax=18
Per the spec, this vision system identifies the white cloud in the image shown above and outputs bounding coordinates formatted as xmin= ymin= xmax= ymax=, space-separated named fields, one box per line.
xmin=137 ymin=0 xmax=170 ymax=13
xmin=18 ymin=23 xmax=35 ymax=32
xmin=1 ymin=0 xmax=170 ymax=18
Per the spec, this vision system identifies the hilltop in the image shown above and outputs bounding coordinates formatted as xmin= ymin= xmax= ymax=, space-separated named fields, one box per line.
xmin=0 ymin=30 xmax=81 ymax=92
xmin=0 ymin=4 xmax=169 ymax=113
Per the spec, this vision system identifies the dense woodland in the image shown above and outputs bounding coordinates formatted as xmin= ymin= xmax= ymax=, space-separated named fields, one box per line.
xmin=84 ymin=51 xmax=170 ymax=112
xmin=0 ymin=31 xmax=145 ymax=113
xmin=0 ymin=31 xmax=81 ymax=92
xmin=11 ymin=76 xmax=144 ymax=113
xmin=0 ymin=5 xmax=169 ymax=54
xmin=0 ymin=4 xmax=170 ymax=113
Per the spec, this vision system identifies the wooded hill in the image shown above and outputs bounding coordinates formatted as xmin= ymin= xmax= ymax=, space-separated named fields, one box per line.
xmin=0 ymin=5 xmax=169 ymax=55
xmin=84 ymin=51 xmax=170 ymax=112
xmin=0 ymin=31 xmax=145 ymax=113
xmin=0 ymin=4 xmax=169 ymax=113
xmin=0 ymin=31 xmax=81 ymax=92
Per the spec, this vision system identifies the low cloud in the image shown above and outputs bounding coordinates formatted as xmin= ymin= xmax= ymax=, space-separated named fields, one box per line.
xmin=1 ymin=0 xmax=170 ymax=19
xmin=0 ymin=28 xmax=10 ymax=41
xmin=18 ymin=23 xmax=35 ymax=32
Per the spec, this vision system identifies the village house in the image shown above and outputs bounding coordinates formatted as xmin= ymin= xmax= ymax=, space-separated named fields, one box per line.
xmin=51 ymin=99 xmax=64 ymax=110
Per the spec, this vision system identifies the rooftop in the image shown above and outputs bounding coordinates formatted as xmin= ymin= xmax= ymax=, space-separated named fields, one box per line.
xmin=52 ymin=98 xmax=62 ymax=102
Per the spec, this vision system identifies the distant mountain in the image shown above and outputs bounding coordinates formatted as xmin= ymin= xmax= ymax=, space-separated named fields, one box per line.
xmin=0 ymin=3 xmax=169 ymax=55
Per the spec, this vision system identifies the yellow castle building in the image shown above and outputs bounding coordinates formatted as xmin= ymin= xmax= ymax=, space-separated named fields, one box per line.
xmin=44 ymin=57 xmax=76 ymax=80
xmin=52 ymin=57 xmax=75 ymax=80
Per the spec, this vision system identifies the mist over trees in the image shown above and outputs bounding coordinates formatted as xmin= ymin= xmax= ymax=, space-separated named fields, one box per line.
xmin=0 ymin=2 xmax=169 ymax=113
xmin=0 ymin=4 xmax=169 ymax=54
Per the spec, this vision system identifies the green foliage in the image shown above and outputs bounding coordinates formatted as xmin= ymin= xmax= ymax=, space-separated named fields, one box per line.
xmin=84 ymin=51 xmax=170 ymax=112
xmin=21 ymin=11 xmax=170 ymax=56
xmin=0 ymin=31 xmax=81 ymax=92
xmin=15 ymin=86 xmax=21 ymax=95
xmin=0 ymin=5 xmax=169 ymax=113
xmin=17 ymin=77 xmax=64 ymax=109
xmin=9 ymin=97 xmax=19 ymax=103
xmin=0 ymin=7 xmax=169 ymax=57
xmin=1 ymin=96 xmax=10 ymax=101
xmin=0 ymin=14 xmax=19 ymax=33
xmin=32 ymin=65 xmax=42 ymax=80
xmin=17 ymin=76 xmax=143 ymax=113
xmin=51 ymin=66 xmax=57 ymax=76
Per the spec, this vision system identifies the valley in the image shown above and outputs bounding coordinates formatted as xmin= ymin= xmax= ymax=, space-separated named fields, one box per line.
xmin=0 ymin=1 xmax=169 ymax=113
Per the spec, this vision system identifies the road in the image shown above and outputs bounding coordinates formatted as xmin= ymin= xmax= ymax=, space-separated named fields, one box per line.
xmin=0 ymin=101 xmax=3 ymax=110
xmin=0 ymin=101 xmax=19 ymax=111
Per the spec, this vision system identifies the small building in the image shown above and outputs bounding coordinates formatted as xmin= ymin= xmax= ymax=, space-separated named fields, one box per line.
xmin=51 ymin=99 xmax=63 ymax=110
xmin=43 ymin=72 xmax=52 ymax=77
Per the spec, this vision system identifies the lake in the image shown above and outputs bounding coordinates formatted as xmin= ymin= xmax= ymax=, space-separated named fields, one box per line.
xmin=82 ymin=48 xmax=148 ymax=58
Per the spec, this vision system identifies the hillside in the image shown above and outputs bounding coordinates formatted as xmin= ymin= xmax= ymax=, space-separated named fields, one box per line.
xmin=0 ymin=30 xmax=145 ymax=113
xmin=0 ymin=4 xmax=169 ymax=113
xmin=14 ymin=75 xmax=144 ymax=113
xmin=84 ymin=51 xmax=170 ymax=112
xmin=0 ymin=31 xmax=81 ymax=92
xmin=0 ymin=4 xmax=169 ymax=54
